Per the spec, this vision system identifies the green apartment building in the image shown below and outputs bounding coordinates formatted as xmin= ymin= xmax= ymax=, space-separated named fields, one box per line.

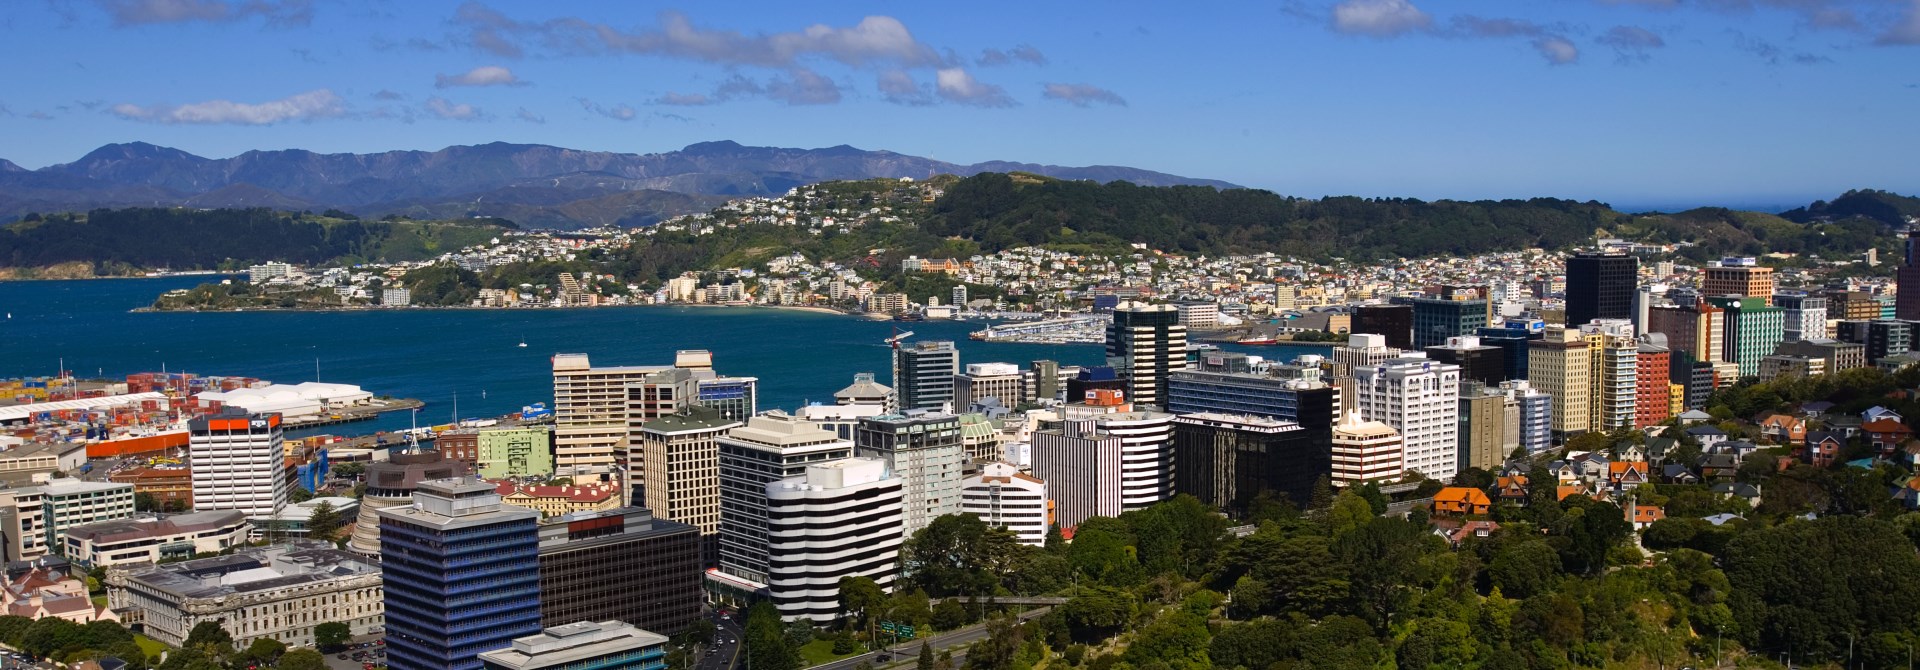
xmin=477 ymin=427 xmax=555 ymax=479
xmin=1707 ymin=296 xmax=1785 ymax=378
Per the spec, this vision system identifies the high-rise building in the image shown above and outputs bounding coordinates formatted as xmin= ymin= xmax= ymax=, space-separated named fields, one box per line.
xmin=636 ymin=406 xmax=740 ymax=566
xmin=1354 ymin=355 xmax=1462 ymax=481
xmin=1493 ymin=380 xmax=1553 ymax=454
xmin=714 ymin=413 xmax=853 ymax=591
xmin=1171 ymin=413 xmax=1327 ymax=515
xmin=1898 ymin=232 xmax=1920 ymax=320
xmin=1647 ymin=302 xmax=1726 ymax=368
xmin=478 ymin=621 xmax=668 ymax=670
xmin=1456 ymin=383 xmax=1509 ymax=473
xmin=1064 ymin=394 xmax=1175 ymax=512
xmin=1824 ymin=290 xmax=1883 ymax=320
xmin=535 ymin=506 xmax=701 ymax=635
xmin=1759 ymin=355 xmax=1826 ymax=382
xmin=1352 ymin=304 xmax=1414 ymax=350
xmin=696 ymin=376 xmax=759 ymax=423
xmin=1403 ymin=296 xmax=1490 ymax=350
xmin=1775 ymin=293 xmax=1828 ymax=341
xmin=1166 ymin=353 xmax=1338 ymax=426
xmin=553 ymin=354 xmax=663 ymax=478
xmin=1703 ymin=263 xmax=1775 ymax=304
xmin=957 ymin=413 xmax=1004 ymax=462
xmin=1425 ymin=336 xmax=1506 ymax=386
xmin=954 ymin=363 xmax=1025 ymax=411
xmin=1528 ymin=325 xmax=1592 ymax=435
xmin=1030 ymin=413 xmax=1123 ymax=530
xmin=1580 ymin=320 xmax=1639 ymax=433
xmin=1108 ymin=303 xmax=1188 ymax=407
xmin=379 ymin=478 xmax=542 ymax=670
xmin=1635 ymin=342 xmax=1674 ymax=428
xmin=1775 ymin=338 xmax=1868 ymax=373
xmin=1329 ymin=411 xmax=1403 ymax=487
xmin=1836 ymin=320 xmax=1913 ymax=365
xmin=118 ymin=541 xmax=383 ymax=649
xmin=855 ymin=412 xmax=965 ymax=538
xmin=476 ymin=427 xmax=554 ymax=479
xmin=1708 ymin=297 xmax=1786 ymax=377
xmin=188 ymin=409 xmax=290 ymax=516
xmin=1565 ymin=252 xmax=1639 ymax=328
xmin=347 ymin=450 xmax=473 ymax=555
xmin=894 ymin=341 xmax=960 ymax=412
xmin=959 ymin=462 xmax=1051 ymax=546
xmin=833 ymin=373 xmax=893 ymax=409
xmin=765 ymin=459 xmax=904 ymax=622
xmin=1026 ymin=360 xmax=1063 ymax=403
xmin=1473 ymin=326 xmax=1539 ymax=381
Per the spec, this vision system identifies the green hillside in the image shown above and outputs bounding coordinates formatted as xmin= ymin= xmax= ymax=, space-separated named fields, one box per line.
xmin=0 ymin=208 xmax=513 ymax=273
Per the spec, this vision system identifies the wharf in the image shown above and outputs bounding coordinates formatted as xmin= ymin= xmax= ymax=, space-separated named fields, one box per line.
xmin=282 ymin=398 xmax=425 ymax=430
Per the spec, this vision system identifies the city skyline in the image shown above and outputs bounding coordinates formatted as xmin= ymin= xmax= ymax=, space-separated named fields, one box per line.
xmin=0 ymin=0 xmax=1914 ymax=211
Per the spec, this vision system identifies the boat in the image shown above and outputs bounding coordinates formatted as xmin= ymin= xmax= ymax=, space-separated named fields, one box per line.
xmin=518 ymin=334 xmax=528 ymax=348
xmin=1236 ymin=337 xmax=1280 ymax=345
xmin=893 ymin=313 xmax=926 ymax=322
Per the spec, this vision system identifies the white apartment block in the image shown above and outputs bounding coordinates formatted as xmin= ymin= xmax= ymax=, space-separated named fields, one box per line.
xmin=189 ymin=410 xmax=291 ymax=516
xmin=765 ymin=459 xmax=903 ymax=622
xmin=1353 ymin=355 xmax=1462 ymax=481
xmin=1329 ymin=411 xmax=1403 ymax=486
xmin=959 ymin=462 xmax=1051 ymax=546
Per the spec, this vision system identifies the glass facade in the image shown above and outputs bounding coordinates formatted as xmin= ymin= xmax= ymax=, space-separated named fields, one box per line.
xmin=382 ymin=514 xmax=542 ymax=670
xmin=537 ymin=515 xmax=702 ymax=635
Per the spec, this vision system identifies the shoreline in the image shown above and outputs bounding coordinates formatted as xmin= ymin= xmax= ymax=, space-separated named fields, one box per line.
xmin=131 ymin=301 xmax=869 ymax=317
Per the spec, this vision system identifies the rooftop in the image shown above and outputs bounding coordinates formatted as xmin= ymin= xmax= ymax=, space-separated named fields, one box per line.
xmin=122 ymin=541 xmax=378 ymax=600
xmin=478 ymin=621 xmax=666 ymax=670
xmin=66 ymin=510 xmax=249 ymax=545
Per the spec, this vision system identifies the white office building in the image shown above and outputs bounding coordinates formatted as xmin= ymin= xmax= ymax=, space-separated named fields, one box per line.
xmin=715 ymin=413 xmax=853 ymax=586
xmin=765 ymin=459 xmax=903 ymax=622
xmin=1328 ymin=411 xmax=1403 ymax=487
xmin=1353 ymin=355 xmax=1462 ymax=481
xmin=189 ymin=410 xmax=291 ymax=516
xmin=959 ymin=462 xmax=1050 ymax=546
xmin=854 ymin=412 xmax=965 ymax=539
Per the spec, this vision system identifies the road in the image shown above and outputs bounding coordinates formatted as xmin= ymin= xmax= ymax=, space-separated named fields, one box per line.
xmin=698 ymin=606 xmax=747 ymax=670
xmin=810 ymin=608 xmax=1051 ymax=670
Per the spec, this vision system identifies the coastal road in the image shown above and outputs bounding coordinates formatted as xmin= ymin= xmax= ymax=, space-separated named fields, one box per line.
xmin=810 ymin=608 xmax=1051 ymax=670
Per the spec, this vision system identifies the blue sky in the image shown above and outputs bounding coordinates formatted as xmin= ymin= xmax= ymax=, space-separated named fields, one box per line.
xmin=1 ymin=0 xmax=1917 ymax=210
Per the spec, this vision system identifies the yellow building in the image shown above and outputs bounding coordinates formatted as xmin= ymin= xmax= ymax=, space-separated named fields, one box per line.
xmin=493 ymin=480 xmax=621 ymax=518
xmin=1528 ymin=325 xmax=1591 ymax=434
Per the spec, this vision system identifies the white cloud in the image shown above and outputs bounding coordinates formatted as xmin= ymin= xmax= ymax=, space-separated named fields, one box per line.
xmin=454 ymin=4 xmax=944 ymax=68
xmin=1332 ymin=0 xmax=1433 ymax=37
xmin=763 ymin=68 xmax=842 ymax=105
xmin=1040 ymin=83 xmax=1127 ymax=107
xmin=1533 ymin=37 xmax=1580 ymax=64
xmin=424 ymin=96 xmax=481 ymax=120
xmin=109 ymin=88 xmax=345 ymax=125
xmin=578 ymin=98 xmax=638 ymax=120
xmin=977 ymin=44 xmax=1047 ymax=66
xmin=935 ymin=68 xmax=1013 ymax=107
xmin=435 ymin=65 xmax=524 ymax=88
xmin=877 ymin=69 xmax=933 ymax=106
xmin=94 ymin=0 xmax=311 ymax=27
xmin=1879 ymin=0 xmax=1920 ymax=45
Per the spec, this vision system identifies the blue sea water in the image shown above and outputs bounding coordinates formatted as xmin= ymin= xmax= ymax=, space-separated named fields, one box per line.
xmin=0 ymin=277 xmax=1329 ymax=439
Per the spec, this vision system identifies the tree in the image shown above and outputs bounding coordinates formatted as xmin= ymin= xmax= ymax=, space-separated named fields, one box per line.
xmin=313 ymin=621 xmax=351 ymax=652
xmin=932 ymin=598 xmax=969 ymax=631
xmin=1723 ymin=515 xmax=1920 ymax=662
xmin=745 ymin=601 xmax=800 ymax=670
xmin=1486 ymin=540 xmax=1561 ymax=599
xmin=236 ymin=637 xmax=286 ymax=667
xmin=918 ymin=642 xmax=935 ymax=670
xmin=900 ymin=514 xmax=1020 ymax=596
xmin=839 ymin=575 xmax=886 ymax=626
xmin=1327 ymin=489 xmax=1375 ymax=537
xmin=280 ymin=648 xmax=328 ymax=670
xmin=1060 ymin=586 xmax=1137 ymax=643
xmin=134 ymin=492 xmax=158 ymax=512
xmin=183 ymin=620 xmax=233 ymax=658
xmin=306 ymin=500 xmax=341 ymax=539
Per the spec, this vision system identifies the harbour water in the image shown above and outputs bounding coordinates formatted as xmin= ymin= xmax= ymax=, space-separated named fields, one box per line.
xmin=0 ymin=277 xmax=1327 ymax=439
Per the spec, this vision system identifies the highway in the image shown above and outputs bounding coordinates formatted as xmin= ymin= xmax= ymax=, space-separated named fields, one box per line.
xmin=698 ymin=607 xmax=747 ymax=670
xmin=810 ymin=608 xmax=1051 ymax=670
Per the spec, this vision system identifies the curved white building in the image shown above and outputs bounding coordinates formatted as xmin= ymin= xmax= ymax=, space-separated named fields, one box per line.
xmin=765 ymin=458 xmax=903 ymax=622
xmin=960 ymin=462 xmax=1050 ymax=546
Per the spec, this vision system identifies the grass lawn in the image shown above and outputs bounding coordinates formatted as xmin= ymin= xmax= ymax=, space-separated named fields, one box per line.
xmin=797 ymin=639 xmax=862 ymax=666
xmin=133 ymin=634 xmax=170 ymax=658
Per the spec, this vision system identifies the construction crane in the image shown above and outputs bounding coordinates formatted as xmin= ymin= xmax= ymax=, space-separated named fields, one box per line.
xmin=884 ymin=329 xmax=915 ymax=349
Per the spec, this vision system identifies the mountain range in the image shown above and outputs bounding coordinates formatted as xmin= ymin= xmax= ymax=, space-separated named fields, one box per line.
xmin=0 ymin=141 xmax=1238 ymax=229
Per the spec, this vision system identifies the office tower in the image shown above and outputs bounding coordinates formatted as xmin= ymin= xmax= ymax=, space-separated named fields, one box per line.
xmin=894 ymin=341 xmax=960 ymax=412
xmin=188 ymin=409 xmax=290 ymax=516
xmin=1759 ymin=355 xmax=1826 ymax=381
xmin=1580 ymin=320 xmax=1639 ymax=433
xmin=1775 ymin=293 xmax=1828 ymax=341
xmin=1108 ymin=302 xmax=1188 ymax=406
xmin=479 ymin=621 xmax=668 ymax=670
xmin=1493 ymin=380 xmax=1553 ymax=454
xmin=1899 ymin=232 xmax=1920 ymax=320
xmin=715 ymin=413 xmax=853 ymax=589
xmin=1065 ymin=366 xmax=1128 ymax=401
xmin=1635 ymin=342 xmax=1673 ymax=428
xmin=535 ymin=506 xmax=701 ymax=634
xmin=1654 ymin=261 xmax=1676 ymax=278
xmin=1332 ymin=333 xmax=1403 ymax=374
xmin=1775 ymin=338 xmax=1867 ymax=373
xmin=1352 ymin=304 xmax=1414 ymax=350
xmin=1473 ymin=326 xmax=1538 ymax=381
xmin=379 ymin=478 xmax=542 ymax=670
xmin=1166 ymin=353 xmax=1338 ymax=427
xmin=959 ymin=462 xmax=1051 ymax=546
xmin=1030 ymin=414 xmax=1124 ymax=530
xmin=833 ymin=373 xmax=893 ymax=409
xmin=635 ymin=406 xmax=739 ymax=566
xmin=765 ymin=459 xmax=904 ymax=622
xmin=1177 ymin=302 xmax=1221 ymax=328
xmin=1329 ymin=411 xmax=1403 ymax=487
xmin=1708 ymin=297 xmax=1786 ymax=377
xmin=1457 ymin=385 xmax=1507 ymax=474
xmin=952 ymin=285 xmax=969 ymax=308
xmin=347 ymin=451 xmax=473 ymax=555
xmin=1026 ymin=360 xmax=1063 ymax=403
xmin=553 ymin=354 xmax=660 ymax=478
xmin=1529 ymin=326 xmax=1592 ymax=435
xmin=1404 ymin=296 xmax=1491 ymax=350
xmin=696 ymin=376 xmax=759 ymax=423
xmin=1836 ymin=320 xmax=1913 ymax=365
xmin=1273 ymin=285 xmax=1298 ymax=310
xmin=0 ymin=487 xmax=47 ymax=562
xmin=1171 ymin=413 xmax=1327 ymax=515
xmin=476 ymin=427 xmax=553 ymax=479
xmin=28 ymin=479 xmax=134 ymax=554
xmin=954 ymin=363 xmax=1025 ymax=411
xmin=958 ymin=413 xmax=1004 ymax=462
xmin=1647 ymin=301 xmax=1725 ymax=373
xmin=855 ymin=412 xmax=965 ymax=538
xmin=1354 ymin=356 xmax=1462 ymax=481
xmin=1703 ymin=262 xmax=1775 ymax=304
xmin=1066 ymin=393 xmax=1175 ymax=511
xmin=1565 ymin=251 xmax=1639 ymax=328
xmin=1824 ymin=290 xmax=1883 ymax=320
xmin=1425 ymin=336 xmax=1505 ymax=386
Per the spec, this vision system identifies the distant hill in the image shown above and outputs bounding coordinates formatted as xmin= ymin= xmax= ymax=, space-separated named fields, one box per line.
xmin=1780 ymin=189 xmax=1920 ymax=228
xmin=0 ymin=140 xmax=1239 ymax=227
xmin=0 ymin=208 xmax=511 ymax=274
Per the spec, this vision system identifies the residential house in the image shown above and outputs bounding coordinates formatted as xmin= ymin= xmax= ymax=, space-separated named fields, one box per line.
xmin=1698 ymin=453 xmax=1739 ymax=480
xmin=1711 ymin=481 xmax=1761 ymax=507
xmin=1676 ymin=409 xmax=1713 ymax=425
xmin=1607 ymin=461 xmax=1650 ymax=496
xmin=1715 ymin=440 xmax=1759 ymax=463
xmin=1862 ymin=418 xmax=1913 ymax=458
xmin=1432 ymin=487 xmax=1492 ymax=517
xmin=1 ymin=566 xmax=116 ymax=624
xmin=1433 ymin=519 xmax=1500 ymax=548
xmin=1896 ymin=474 xmax=1920 ymax=510
xmin=1556 ymin=483 xmax=1589 ymax=501
xmin=1800 ymin=431 xmax=1845 ymax=468
xmin=1824 ymin=415 xmax=1864 ymax=439
xmin=1627 ymin=504 xmax=1666 ymax=530
xmin=1660 ymin=464 xmax=1699 ymax=485
xmin=1645 ymin=437 xmax=1679 ymax=465
xmin=1757 ymin=414 xmax=1807 ymax=444
xmin=1495 ymin=475 xmax=1530 ymax=505
xmin=1685 ymin=426 xmax=1727 ymax=450
xmin=1613 ymin=442 xmax=1646 ymax=463
xmin=1864 ymin=406 xmax=1903 ymax=424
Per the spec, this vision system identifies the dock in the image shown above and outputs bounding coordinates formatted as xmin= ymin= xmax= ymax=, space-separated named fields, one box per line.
xmin=282 ymin=398 xmax=425 ymax=430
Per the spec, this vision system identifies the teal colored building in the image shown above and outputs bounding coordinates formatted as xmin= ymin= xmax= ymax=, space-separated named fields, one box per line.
xmin=478 ymin=621 xmax=668 ymax=670
xmin=1708 ymin=297 xmax=1784 ymax=378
